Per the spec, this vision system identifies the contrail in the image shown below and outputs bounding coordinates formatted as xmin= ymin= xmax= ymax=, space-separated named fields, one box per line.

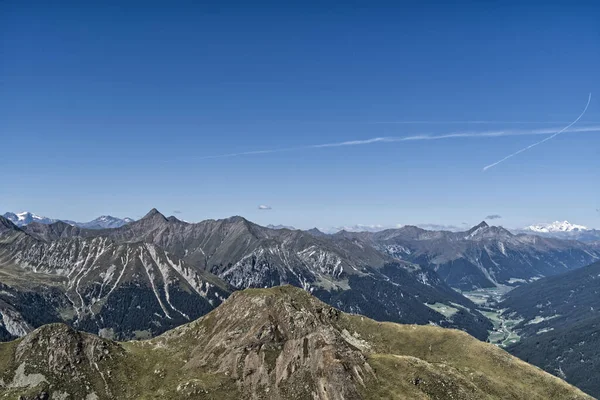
xmin=483 ymin=93 xmax=592 ymax=171
xmin=194 ymin=124 xmax=600 ymax=160
xmin=373 ymin=120 xmax=600 ymax=124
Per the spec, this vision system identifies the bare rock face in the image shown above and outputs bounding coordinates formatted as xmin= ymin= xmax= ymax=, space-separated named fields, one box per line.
xmin=161 ymin=287 xmax=373 ymax=399
xmin=15 ymin=324 xmax=119 ymax=372
xmin=2 ymin=324 xmax=124 ymax=399
xmin=0 ymin=219 xmax=231 ymax=340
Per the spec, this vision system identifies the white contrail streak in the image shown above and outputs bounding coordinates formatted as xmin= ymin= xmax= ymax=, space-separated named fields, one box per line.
xmin=194 ymin=124 xmax=600 ymax=160
xmin=374 ymin=120 xmax=600 ymax=124
xmin=482 ymin=93 xmax=592 ymax=171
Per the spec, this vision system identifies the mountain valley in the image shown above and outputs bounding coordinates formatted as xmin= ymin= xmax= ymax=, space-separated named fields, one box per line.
xmin=499 ymin=261 xmax=600 ymax=397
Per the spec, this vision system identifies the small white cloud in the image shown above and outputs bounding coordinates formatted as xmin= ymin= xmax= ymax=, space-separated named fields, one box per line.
xmin=173 ymin=210 xmax=182 ymax=214
xmin=258 ymin=205 xmax=272 ymax=210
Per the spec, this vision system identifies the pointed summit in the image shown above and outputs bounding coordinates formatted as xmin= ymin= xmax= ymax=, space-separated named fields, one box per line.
xmin=466 ymin=221 xmax=489 ymax=235
xmin=471 ymin=220 xmax=489 ymax=230
xmin=142 ymin=208 xmax=166 ymax=220
xmin=136 ymin=208 xmax=169 ymax=225
xmin=167 ymin=215 xmax=186 ymax=223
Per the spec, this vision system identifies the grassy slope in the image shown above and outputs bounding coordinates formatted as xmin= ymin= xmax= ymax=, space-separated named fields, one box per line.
xmin=0 ymin=286 xmax=592 ymax=400
xmin=342 ymin=315 xmax=588 ymax=399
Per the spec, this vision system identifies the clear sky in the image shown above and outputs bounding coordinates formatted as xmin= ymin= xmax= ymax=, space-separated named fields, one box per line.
xmin=1 ymin=1 xmax=599 ymax=229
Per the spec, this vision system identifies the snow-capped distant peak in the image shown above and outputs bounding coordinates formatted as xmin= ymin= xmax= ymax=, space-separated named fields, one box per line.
xmin=2 ymin=211 xmax=134 ymax=229
xmin=16 ymin=212 xmax=42 ymax=221
xmin=526 ymin=221 xmax=589 ymax=233
xmin=2 ymin=211 xmax=57 ymax=226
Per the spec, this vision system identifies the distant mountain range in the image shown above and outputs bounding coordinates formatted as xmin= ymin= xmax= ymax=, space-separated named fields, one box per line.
xmin=527 ymin=220 xmax=589 ymax=233
xmin=321 ymin=220 xmax=600 ymax=240
xmin=2 ymin=211 xmax=134 ymax=229
xmin=335 ymin=221 xmax=600 ymax=290
xmin=519 ymin=220 xmax=600 ymax=242
xmin=6 ymin=211 xmax=599 ymax=242
xmin=71 ymin=215 xmax=135 ymax=229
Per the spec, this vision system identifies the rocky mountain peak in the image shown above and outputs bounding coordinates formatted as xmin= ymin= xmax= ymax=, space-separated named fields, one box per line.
xmin=140 ymin=208 xmax=168 ymax=223
xmin=166 ymin=215 xmax=184 ymax=223
xmin=10 ymin=323 xmax=124 ymax=399
xmin=158 ymin=286 xmax=372 ymax=398
xmin=467 ymin=221 xmax=489 ymax=233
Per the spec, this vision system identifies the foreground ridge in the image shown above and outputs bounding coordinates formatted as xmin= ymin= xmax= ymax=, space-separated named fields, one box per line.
xmin=0 ymin=285 xmax=591 ymax=400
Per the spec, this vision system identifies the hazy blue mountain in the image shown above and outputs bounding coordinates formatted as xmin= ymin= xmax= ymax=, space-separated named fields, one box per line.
xmin=2 ymin=211 xmax=134 ymax=230
xmin=74 ymin=215 xmax=135 ymax=229
xmin=335 ymin=221 xmax=600 ymax=290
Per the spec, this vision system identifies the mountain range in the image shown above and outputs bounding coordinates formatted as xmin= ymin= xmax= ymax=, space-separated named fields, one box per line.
xmin=0 ymin=285 xmax=591 ymax=400
xmin=2 ymin=212 xmax=134 ymax=230
xmin=1 ymin=211 xmax=598 ymax=342
xmin=334 ymin=221 xmax=600 ymax=290
xmin=7 ymin=211 xmax=600 ymax=242
xmin=0 ymin=209 xmax=493 ymax=343
xmin=519 ymin=220 xmax=600 ymax=242
xmin=0 ymin=215 xmax=230 ymax=342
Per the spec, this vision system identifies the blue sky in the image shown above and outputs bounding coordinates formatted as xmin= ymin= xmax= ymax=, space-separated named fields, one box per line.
xmin=1 ymin=1 xmax=599 ymax=229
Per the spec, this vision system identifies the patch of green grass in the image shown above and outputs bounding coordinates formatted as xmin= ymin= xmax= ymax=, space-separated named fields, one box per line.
xmin=132 ymin=330 xmax=153 ymax=340
xmin=425 ymin=302 xmax=459 ymax=318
